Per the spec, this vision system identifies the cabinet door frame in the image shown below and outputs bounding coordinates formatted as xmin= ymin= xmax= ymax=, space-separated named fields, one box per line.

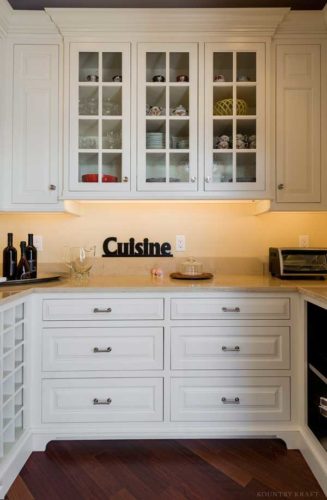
xmin=68 ymin=42 xmax=131 ymax=193
xmin=137 ymin=42 xmax=198 ymax=192
xmin=204 ymin=42 xmax=266 ymax=193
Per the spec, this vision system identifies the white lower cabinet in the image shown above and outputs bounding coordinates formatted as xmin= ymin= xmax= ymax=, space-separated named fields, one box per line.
xmin=171 ymin=377 xmax=290 ymax=422
xmin=42 ymin=378 xmax=163 ymax=423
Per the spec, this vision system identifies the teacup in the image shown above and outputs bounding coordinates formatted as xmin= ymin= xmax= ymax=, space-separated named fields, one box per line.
xmin=176 ymin=74 xmax=189 ymax=82
xmin=112 ymin=75 xmax=122 ymax=82
xmin=214 ymin=75 xmax=225 ymax=82
xmin=86 ymin=74 xmax=99 ymax=82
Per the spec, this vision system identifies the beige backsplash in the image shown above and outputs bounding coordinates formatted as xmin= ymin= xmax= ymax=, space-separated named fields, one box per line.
xmin=39 ymin=256 xmax=264 ymax=277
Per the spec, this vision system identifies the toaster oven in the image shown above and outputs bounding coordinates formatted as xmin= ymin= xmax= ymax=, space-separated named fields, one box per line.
xmin=269 ymin=248 xmax=327 ymax=279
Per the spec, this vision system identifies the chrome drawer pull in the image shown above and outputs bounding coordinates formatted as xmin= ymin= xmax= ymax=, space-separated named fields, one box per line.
xmin=93 ymin=307 xmax=112 ymax=313
xmin=222 ymin=346 xmax=240 ymax=352
xmin=222 ymin=307 xmax=240 ymax=313
xmin=221 ymin=397 xmax=240 ymax=404
xmin=93 ymin=398 xmax=112 ymax=405
xmin=93 ymin=347 xmax=112 ymax=353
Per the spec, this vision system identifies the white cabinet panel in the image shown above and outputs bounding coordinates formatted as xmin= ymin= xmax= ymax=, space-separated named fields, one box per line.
xmin=42 ymin=378 xmax=163 ymax=423
xmin=171 ymin=377 xmax=290 ymax=421
xmin=276 ymin=44 xmax=321 ymax=203
xmin=42 ymin=327 xmax=163 ymax=371
xmin=171 ymin=297 xmax=290 ymax=320
xmin=171 ymin=326 xmax=290 ymax=370
xmin=12 ymin=45 xmax=59 ymax=204
xmin=43 ymin=298 xmax=164 ymax=321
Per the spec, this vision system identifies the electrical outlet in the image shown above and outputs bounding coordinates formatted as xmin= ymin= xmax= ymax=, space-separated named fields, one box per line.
xmin=33 ymin=235 xmax=43 ymax=251
xmin=176 ymin=235 xmax=186 ymax=252
xmin=299 ymin=235 xmax=309 ymax=248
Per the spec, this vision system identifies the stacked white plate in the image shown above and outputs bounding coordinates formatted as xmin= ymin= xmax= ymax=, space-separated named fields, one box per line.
xmin=146 ymin=132 xmax=165 ymax=149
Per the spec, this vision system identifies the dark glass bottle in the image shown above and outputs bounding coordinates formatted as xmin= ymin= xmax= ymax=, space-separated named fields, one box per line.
xmin=26 ymin=234 xmax=37 ymax=279
xmin=16 ymin=241 xmax=31 ymax=280
xmin=3 ymin=233 xmax=17 ymax=280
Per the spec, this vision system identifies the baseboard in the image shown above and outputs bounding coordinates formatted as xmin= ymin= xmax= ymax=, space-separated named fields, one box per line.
xmin=0 ymin=431 xmax=33 ymax=500
xmin=297 ymin=427 xmax=327 ymax=496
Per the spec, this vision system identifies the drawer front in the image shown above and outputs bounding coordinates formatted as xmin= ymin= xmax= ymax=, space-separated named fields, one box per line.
xmin=171 ymin=298 xmax=290 ymax=320
xmin=42 ymin=378 xmax=163 ymax=423
xmin=43 ymin=298 xmax=164 ymax=321
xmin=171 ymin=326 xmax=290 ymax=370
xmin=171 ymin=377 xmax=290 ymax=421
xmin=42 ymin=327 xmax=164 ymax=371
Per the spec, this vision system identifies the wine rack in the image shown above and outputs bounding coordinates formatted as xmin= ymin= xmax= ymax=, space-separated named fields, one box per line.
xmin=0 ymin=302 xmax=26 ymax=459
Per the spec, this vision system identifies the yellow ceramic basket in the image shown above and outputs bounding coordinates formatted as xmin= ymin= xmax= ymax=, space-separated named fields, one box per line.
xmin=214 ymin=98 xmax=247 ymax=116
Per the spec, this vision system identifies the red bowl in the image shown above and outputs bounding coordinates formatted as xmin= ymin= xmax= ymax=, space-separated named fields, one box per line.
xmin=82 ymin=173 xmax=98 ymax=182
xmin=102 ymin=175 xmax=118 ymax=183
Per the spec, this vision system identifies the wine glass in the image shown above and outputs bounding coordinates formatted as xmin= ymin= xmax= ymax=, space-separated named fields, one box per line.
xmin=64 ymin=246 xmax=96 ymax=280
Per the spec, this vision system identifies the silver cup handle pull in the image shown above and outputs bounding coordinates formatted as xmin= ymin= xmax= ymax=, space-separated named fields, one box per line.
xmin=93 ymin=347 xmax=112 ymax=353
xmin=222 ymin=307 xmax=240 ymax=313
xmin=93 ymin=398 xmax=112 ymax=405
xmin=222 ymin=346 xmax=240 ymax=352
xmin=221 ymin=397 xmax=240 ymax=404
xmin=93 ymin=307 xmax=112 ymax=313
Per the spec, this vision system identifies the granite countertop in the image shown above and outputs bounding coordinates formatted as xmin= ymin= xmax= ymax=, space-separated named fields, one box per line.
xmin=1 ymin=274 xmax=327 ymax=304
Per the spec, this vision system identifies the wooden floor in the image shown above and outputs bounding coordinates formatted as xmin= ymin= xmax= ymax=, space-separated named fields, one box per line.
xmin=6 ymin=439 xmax=325 ymax=500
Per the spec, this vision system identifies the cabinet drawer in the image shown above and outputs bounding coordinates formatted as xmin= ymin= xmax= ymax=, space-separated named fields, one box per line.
xmin=43 ymin=298 xmax=164 ymax=321
xmin=42 ymin=378 xmax=163 ymax=423
xmin=171 ymin=298 xmax=290 ymax=320
xmin=171 ymin=326 xmax=290 ymax=370
xmin=171 ymin=377 xmax=290 ymax=421
xmin=42 ymin=327 xmax=163 ymax=371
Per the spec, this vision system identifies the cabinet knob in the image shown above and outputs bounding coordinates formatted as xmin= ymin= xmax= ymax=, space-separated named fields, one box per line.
xmin=190 ymin=176 xmax=196 ymax=183
xmin=205 ymin=176 xmax=211 ymax=183
xmin=122 ymin=176 xmax=129 ymax=183
xmin=49 ymin=184 xmax=56 ymax=191
xmin=278 ymin=183 xmax=284 ymax=190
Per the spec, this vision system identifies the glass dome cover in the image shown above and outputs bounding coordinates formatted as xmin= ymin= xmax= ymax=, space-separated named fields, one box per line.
xmin=181 ymin=257 xmax=203 ymax=276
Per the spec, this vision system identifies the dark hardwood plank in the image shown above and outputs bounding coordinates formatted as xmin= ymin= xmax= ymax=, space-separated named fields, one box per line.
xmin=6 ymin=439 xmax=325 ymax=500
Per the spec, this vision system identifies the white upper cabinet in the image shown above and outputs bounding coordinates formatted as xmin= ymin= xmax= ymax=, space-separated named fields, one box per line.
xmin=204 ymin=43 xmax=266 ymax=193
xmin=275 ymin=44 xmax=321 ymax=204
xmin=12 ymin=45 xmax=59 ymax=204
xmin=68 ymin=43 xmax=130 ymax=193
xmin=137 ymin=43 xmax=198 ymax=192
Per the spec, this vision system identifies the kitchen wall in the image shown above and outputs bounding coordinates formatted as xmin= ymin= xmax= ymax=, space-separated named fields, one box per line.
xmin=1 ymin=203 xmax=327 ymax=273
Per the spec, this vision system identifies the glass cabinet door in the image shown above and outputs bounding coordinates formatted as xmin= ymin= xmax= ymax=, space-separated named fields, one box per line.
xmin=69 ymin=43 xmax=130 ymax=192
xmin=137 ymin=44 xmax=198 ymax=191
xmin=204 ymin=43 xmax=265 ymax=192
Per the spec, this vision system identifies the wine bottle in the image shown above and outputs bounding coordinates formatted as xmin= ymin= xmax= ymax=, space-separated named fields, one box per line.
xmin=3 ymin=233 xmax=17 ymax=280
xmin=16 ymin=241 xmax=31 ymax=280
xmin=26 ymin=233 xmax=37 ymax=279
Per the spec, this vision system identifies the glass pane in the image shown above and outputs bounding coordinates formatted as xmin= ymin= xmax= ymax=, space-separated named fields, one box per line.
xmin=170 ymin=87 xmax=189 ymax=116
xmin=213 ymin=87 xmax=233 ymax=116
xmin=79 ymin=87 xmax=99 ymax=116
xmin=102 ymin=87 xmax=122 ymax=116
xmin=236 ymin=153 xmax=256 ymax=182
xmin=146 ymin=120 xmax=166 ymax=149
xmin=102 ymin=120 xmax=122 ymax=150
xmin=213 ymin=119 xmax=233 ymax=150
xmin=79 ymin=52 xmax=98 ymax=83
xmin=170 ymin=52 xmax=189 ymax=83
xmin=237 ymin=52 xmax=256 ymax=82
xmin=213 ymin=153 xmax=233 ymax=183
xmin=236 ymin=120 xmax=256 ymax=150
xmin=146 ymin=52 xmax=166 ymax=83
xmin=102 ymin=153 xmax=121 ymax=182
xmin=170 ymin=120 xmax=189 ymax=150
xmin=146 ymin=153 xmax=166 ymax=182
xmin=237 ymin=86 xmax=256 ymax=115
xmin=169 ymin=153 xmax=189 ymax=183
xmin=213 ymin=52 xmax=233 ymax=83
xmin=79 ymin=120 xmax=98 ymax=149
xmin=79 ymin=153 xmax=99 ymax=182
xmin=102 ymin=52 xmax=122 ymax=83
xmin=146 ymin=87 xmax=166 ymax=116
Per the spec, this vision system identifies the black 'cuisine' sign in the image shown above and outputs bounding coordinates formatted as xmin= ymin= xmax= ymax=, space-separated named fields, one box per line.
xmin=102 ymin=237 xmax=173 ymax=257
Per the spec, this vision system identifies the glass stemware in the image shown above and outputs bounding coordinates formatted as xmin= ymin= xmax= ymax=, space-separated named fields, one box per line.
xmin=64 ymin=246 xmax=96 ymax=280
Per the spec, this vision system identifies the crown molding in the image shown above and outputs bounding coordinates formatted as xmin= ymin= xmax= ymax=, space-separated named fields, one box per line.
xmin=8 ymin=11 xmax=60 ymax=35
xmin=45 ymin=7 xmax=290 ymax=37
xmin=0 ymin=0 xmax=13 ymax=36
xmin=275 ymin=10 xmax=327 ymax=36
